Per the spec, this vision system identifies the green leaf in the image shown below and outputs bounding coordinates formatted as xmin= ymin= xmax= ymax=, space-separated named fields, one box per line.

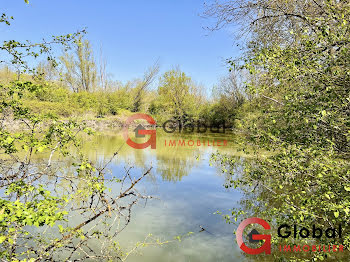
xmin=58 ymin=225 xmax=64 ymax=232
xmin=0 ymin=236 xmax=6 ymax=244
xmin=37 ymin=146 xmax=45 ymax=152
xmin=334 ymin=211 xmax=339 ymax=218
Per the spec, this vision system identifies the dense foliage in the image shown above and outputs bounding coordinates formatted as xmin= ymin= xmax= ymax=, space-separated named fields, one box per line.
xmin=208 ymin=0 xmax=350 ymax=261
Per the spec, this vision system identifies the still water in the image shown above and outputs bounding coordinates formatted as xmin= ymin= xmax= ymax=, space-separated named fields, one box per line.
xmin=81 ymin=130 xmax=244 ymax=261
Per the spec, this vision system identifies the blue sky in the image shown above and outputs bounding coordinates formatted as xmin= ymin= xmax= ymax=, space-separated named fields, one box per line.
xmin=1 ymin=0 xmax=239 ymax=93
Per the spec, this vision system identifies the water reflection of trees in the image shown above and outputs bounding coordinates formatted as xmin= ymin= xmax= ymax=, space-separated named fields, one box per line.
xmin=80 ymin=130 xmax=234 ymax=182
xmin=155 ymin=130 xmax=237 ymax=181
xmin=155 ymin=140 xmax=199 ymax=182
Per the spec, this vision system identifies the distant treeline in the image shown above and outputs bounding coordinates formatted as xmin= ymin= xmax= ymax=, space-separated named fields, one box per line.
xmin=0 ymin=37 xmax=246 ymax=126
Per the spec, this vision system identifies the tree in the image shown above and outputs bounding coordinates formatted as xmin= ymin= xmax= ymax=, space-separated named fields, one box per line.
xmin=131 ymin=60 xmax=160 ymax=112
xmin=60 ymin=37 xmax=98 ymax=92
xmin=0 ymin=2 xmax=152 ymax=261
xmin=207 ymin=71 xmax=246 ymax=126
xmin=207 ymin=1 xmax=350 ymax=261
xmin=98 ymin=45 xmax=108 ymax=90
xmin=36 ymin=60 xmax=58 ymax=82
xmin=0 ymin=82 xmax=152 ymax=260
xmin=156 ymin=68 xmax=203 ymax=122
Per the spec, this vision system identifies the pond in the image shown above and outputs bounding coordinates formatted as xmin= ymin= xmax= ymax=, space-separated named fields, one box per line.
xmin=80 ymin=130 xmax=244 ymax=261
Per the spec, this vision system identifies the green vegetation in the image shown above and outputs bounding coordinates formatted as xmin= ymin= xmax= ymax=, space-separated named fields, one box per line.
xmin=1 ymin=0 xmax=349 ymax=261
xmin=0 ymin=2 xmax=154 ymax=261
xmin=1 ymin=2 xmax=243 ymax=261
xmin=207 ymin=0 xmax=350 ymax=261
xmin=0 ymin=32 xmax=244 ymax=125
xmin=0 ymin=63 xmax=243 ymax=126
